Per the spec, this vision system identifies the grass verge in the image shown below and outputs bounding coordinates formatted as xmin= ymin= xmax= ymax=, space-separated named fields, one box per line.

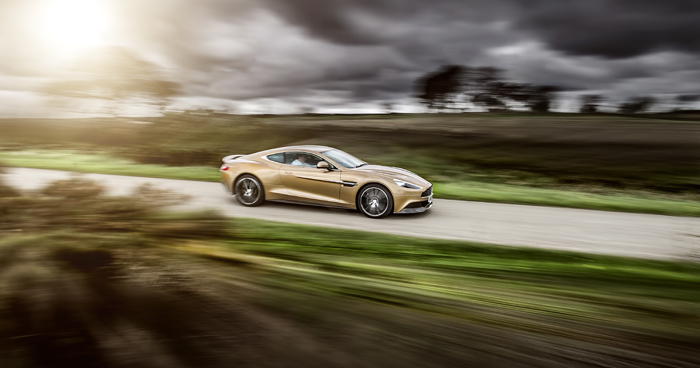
xmin=2 ymin=149 xmax=699 ymax=217
xmin=0 ymin=150 xmax=220 ymax=182
xmin=176 ymin=218 xmax=700 ymax=367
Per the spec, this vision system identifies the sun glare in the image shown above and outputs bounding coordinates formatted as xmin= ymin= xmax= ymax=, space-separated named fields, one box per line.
xmin=35 ymin=0 xmax=112 ymax=53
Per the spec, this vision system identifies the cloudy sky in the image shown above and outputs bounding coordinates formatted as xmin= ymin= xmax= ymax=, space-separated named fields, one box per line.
xmin=1 ymin=0 xmax=700 ymax=116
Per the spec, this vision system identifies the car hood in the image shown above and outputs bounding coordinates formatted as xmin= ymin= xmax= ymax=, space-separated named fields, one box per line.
xmin=351 ymin=165 xmax=431 ymax=188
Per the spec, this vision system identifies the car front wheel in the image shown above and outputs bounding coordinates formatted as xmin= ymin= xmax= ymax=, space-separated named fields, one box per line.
xmin=234 ymin=175 xmax=265 ymax=207
xmin=357 ymin=184 xmax=393 ymax=218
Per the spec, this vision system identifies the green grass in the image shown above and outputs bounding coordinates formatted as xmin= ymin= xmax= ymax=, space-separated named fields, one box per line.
xmin=228 ymin=218 xmax=700 ymax=285
xmin=437 ymin=181 xmax=700 ymax=216
xmin=0 ymin=150 xmax=220 ymax=182
xmin=2 ymin=149 xmax=700 ymax=217
xmin=175 ymin=218 xmax=700 ymax=365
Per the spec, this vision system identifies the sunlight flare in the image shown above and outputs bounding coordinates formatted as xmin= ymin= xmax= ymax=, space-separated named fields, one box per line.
xmin=34 ymin=0 xmax=112 ymax=53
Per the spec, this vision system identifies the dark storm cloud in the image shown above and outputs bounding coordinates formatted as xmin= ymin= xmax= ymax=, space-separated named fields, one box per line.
xmin=512 ymin=0 xmax=700 ymax=58
xmin=157 ymin=0 xmax=520 ymax=103
xmin=223 ymin=0 xmax=700 ymax=108
xmin=259 ymin=0 xmax=512 ymax=45
xmin=260 ymin=0 xmax=700 ymax=59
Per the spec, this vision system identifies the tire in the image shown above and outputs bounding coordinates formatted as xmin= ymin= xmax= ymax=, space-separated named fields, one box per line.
xmin=234 ymin=175 xmax=265 ymax=207
xmin=357 ymin=184 xmax=393 ymax=219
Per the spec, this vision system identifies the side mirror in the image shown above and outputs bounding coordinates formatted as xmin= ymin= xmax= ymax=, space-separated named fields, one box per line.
xmin=316 ymin=161 xmax=330 ymax=170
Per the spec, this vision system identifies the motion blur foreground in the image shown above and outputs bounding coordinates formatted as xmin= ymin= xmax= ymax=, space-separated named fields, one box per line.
xmin=1 ymin=169 xmax=700 ymax=368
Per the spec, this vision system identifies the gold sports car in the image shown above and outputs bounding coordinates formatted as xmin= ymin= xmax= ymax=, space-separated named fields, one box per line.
xmin=219 ymin=145 xmax=433 ymax=218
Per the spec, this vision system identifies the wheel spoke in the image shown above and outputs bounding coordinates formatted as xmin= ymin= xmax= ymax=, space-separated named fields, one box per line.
xmin=236 ymin=178 xmax=261 ymax=205
xmin=360 ymin=187 xmax=390 ymax=217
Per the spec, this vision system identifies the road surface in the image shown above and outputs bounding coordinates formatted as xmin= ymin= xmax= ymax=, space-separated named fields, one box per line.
xmin=3 ymin=167 xmax=699 ymax=261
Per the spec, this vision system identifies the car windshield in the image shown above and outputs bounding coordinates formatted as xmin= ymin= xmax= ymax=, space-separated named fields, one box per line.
xmin=322 ymin=149 xmax=366 ymax=169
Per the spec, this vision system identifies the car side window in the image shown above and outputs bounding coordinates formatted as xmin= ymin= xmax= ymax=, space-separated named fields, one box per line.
xmin=266 ymin=153 xmax=284 ymax=163
xmin=283 ymin=152 xmax=298 ymax=165
xmin=284 ymin=152 xmax=326 ymax=167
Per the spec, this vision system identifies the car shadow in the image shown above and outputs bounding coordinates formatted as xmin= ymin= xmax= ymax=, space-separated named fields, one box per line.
xmin=225 ymin=197 xmax=433 ymax=220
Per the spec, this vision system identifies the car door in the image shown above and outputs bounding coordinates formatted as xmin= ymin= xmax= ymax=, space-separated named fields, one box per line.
xmin=279 ymin=151 xmax=342 ymax=205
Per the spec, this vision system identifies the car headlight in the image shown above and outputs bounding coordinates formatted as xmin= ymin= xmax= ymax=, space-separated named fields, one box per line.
xmin=393 ymin=179 xmax=421 ymax=190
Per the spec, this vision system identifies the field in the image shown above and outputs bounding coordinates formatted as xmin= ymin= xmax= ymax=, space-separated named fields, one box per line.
xmin=1 ymin=175 xmax=699 ymax=367
xmin=1 ymin=113 xmax=699 ymax=216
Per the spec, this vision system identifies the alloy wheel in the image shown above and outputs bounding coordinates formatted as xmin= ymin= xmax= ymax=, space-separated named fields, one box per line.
xmin=360 ymin=186 xmax=391 ymax=218
xmin=235 ymin=177 xmax=261 ymax=205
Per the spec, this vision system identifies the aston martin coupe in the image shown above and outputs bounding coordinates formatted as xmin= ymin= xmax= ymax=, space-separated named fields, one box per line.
xmin=219 ymin=145 xmax=433 ymax=218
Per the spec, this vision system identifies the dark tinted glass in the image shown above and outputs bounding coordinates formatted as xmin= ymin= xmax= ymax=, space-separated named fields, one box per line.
xmin=267 ymin=153 xmax=284 ymax=163
xmin=284 ymin=152 xmax=324 ymax=167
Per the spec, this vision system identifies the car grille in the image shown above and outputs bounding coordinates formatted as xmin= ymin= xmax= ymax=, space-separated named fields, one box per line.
xmin=421 ymin=186 xmax=433 ymax=197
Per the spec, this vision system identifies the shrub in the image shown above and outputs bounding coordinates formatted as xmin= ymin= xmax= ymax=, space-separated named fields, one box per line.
xmin=0 ymin=177 xmax=239 ymax=368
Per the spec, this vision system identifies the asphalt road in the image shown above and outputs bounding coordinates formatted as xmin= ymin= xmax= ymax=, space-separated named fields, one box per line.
xmin=4 ymin=167 xmax=700 ymax=261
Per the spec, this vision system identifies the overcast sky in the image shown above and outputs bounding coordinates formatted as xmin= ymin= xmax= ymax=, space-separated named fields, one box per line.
xmin=1 ymin=0 xmax=700 ymax=116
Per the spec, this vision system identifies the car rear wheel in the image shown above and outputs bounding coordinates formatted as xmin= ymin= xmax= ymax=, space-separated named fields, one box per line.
xmin=357 ymin=184 xmax=393 ymax=218
xmin=234 ymin=175 xmax=265 ymax=207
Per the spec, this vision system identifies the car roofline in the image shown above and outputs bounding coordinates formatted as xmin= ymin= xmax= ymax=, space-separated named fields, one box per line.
xmin=275 ymin=145 xmax=335 ymax=153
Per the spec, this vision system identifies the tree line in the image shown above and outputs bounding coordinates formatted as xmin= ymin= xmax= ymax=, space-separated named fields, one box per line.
xmin=412 ymin=65 xmax=700 ymax=114
xmin=40 ymin=52 xmax=699 ymax=116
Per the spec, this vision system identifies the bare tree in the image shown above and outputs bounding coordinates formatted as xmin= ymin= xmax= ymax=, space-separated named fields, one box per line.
xmin=413 ymin=65 xmax=559 ymax=113
xmin=505 ymin=84 xmax=558 ymax=113
xmin=414 ymin=65 xmax=466 ymax=111
xmin=525 ymin=86 xmax=558 ymax=113
xmin=580 ymin=94 xmax=604 ymax=114
xmin=618 ymin=96 xmax=656 ymax=114
xmin=462 ymin=68 xmax=557 ymax=113
xmin=382 ymin=102 xmax=394 ymax=114
xmin=465 ymin=67 xmax=507 ymax=111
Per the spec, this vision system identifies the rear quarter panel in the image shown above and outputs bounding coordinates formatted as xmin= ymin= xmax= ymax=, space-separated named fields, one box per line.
xmin=221 ymin=158 xmax=285 ymax=200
